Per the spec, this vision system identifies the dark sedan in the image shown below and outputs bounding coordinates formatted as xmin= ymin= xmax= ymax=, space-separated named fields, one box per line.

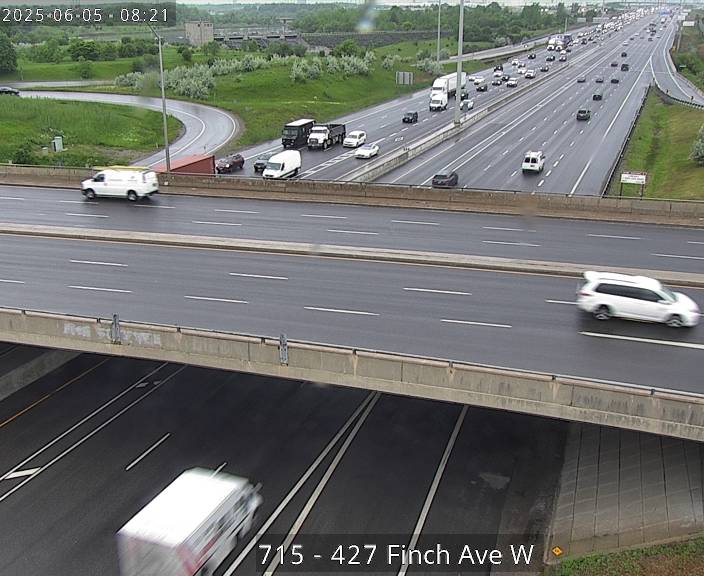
xmin=253 ymin=153 xmax=273 ymax=173
xmin=540 ymin=65 xmax=550 ymax=72
xmin=576 ymin=109 xmax=591 ymax=121
xmin=611 ymin=77 xmax=620 ymax=84
xmin=0 ymin=86 xmax=20 ymax=96
xmin=215 ymin=153 xmax=245 ymax=174
xmin=432 ymin=171 xmax=459 ymax=188
xmin=403 ymin=111 xmax=418 ymax=123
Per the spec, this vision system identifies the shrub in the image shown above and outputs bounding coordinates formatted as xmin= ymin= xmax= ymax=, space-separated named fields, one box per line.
xmin=76 ymin=59 xmax=93 ymax=79
xmin=691 ymin=125 xmax=704 ymax=166
xmin=131 ymin=58 xmax=145 ymax=73
xmin=12 ymin=142 xmax=35 ymax=165
xmin=416 ymin=48 xmax=431 ymax=60
xmin=418 ymin=58 xmax=442 ymax=75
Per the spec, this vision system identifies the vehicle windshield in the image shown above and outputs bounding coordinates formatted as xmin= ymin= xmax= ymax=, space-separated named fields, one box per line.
xmin=266 ymin=162 xmax=282 ymax=171
xmin=310 ymin=127 xmax=327 ymax=133
xmin=282 ymin=128 xmax=299 ymax=137
xmin=660 ymin=286 xmax=676 ymax=302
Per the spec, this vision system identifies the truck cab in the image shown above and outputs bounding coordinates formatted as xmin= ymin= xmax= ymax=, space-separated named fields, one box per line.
xmin=282 ymin=118 xmax=315 ymax=148
xmin=429 ymin=93 xmax=448 ymax=111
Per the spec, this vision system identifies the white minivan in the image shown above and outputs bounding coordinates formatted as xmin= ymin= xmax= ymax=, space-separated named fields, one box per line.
xmin=81 ymin=168 xmax=158 ymax=201
xmin=262 ymin=150 xmax=301 ymax=179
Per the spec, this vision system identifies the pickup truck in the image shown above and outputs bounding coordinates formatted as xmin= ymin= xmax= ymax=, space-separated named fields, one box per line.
xmin=307 ymin=124 xmax=346 ymax=150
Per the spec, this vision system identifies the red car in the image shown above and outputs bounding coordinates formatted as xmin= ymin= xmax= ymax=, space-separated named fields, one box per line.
xmin=216 ymin=153 xmax=245 ymax=173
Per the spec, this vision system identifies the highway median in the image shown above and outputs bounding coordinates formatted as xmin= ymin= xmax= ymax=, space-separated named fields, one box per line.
xmin=2 ymin=222 xmax=703 ymax=288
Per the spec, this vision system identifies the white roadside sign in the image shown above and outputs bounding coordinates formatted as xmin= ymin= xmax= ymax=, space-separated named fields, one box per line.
xmin=621 ymin=172 xmax=647 ymax=185
xmin=683 ymin=21 xmax=695 ymax=27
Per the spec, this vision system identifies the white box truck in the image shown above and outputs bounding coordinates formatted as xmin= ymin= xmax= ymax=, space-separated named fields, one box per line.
xmin=117 ymin=468 xmax=262 ymax=576
xmin=429 ymin=72 xmax=466 ymax=99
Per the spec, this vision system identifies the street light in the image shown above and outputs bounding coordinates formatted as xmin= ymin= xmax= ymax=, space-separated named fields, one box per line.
xmin=454 ymin=0 xmax=465 ymax=125
xmin=436 ymin=0 xmax=442 ymax=62
xmin=147 ymin=22 xmax=171 ymax=174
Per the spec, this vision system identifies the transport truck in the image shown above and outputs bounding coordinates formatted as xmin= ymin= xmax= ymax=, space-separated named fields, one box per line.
xmin=117 ymin=468 xmax=262 ymax=576
xmin=429 ymin=72 xmax=466 ymax=99
xmin=282 ymin=118 xmax=315 ymax=148
xmin=307 ymin=123 xmax=346 ymax=150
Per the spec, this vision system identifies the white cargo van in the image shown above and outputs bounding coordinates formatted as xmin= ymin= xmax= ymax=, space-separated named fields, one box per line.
xmin=262 ymin=150 xmax=301 ymax=179
xmin=117 ymin=468 xmax=262 ymax=576
xmin=81 ymin=168 xmax=158 ymax=201
xmin=429 ymin=92 xmax=448 ymax=111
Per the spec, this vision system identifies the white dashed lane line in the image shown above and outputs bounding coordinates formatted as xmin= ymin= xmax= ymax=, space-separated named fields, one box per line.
xmin=304 ymin=306 xmax=379 ymax=316
xmin=441 ymin=319 xmax=512 ymax=329
xmin=327 ymin=229 xmax=378 ymax=235
xmin=391 ymin=220 xmax=439 ymax=226
xmin=588 ymin=234 xmax=641 ymax=240
xmin=70 ymin=260 xmax=127 ymax=267
xmin=404 ymin=287 xmax=471 ymax=296
xmin=184 ymin=295 xmax=248 ymax=304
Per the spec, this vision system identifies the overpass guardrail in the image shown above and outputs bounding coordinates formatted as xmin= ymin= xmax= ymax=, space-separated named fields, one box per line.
xmin=0 ymin=306 xmax=702 ymax=441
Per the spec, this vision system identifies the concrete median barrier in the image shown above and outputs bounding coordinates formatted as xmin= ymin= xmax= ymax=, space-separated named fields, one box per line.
xmin=2 ymin=222 xmax=704 ymax=288
xmin=0 ymin=307 xmax=702 ymax=441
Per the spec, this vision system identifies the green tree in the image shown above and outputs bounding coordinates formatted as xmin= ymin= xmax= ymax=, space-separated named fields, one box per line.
xmin=202 ymin=41 xmax=221 ymax=58
xmin=76 ymin=59 xmax=93 ymax=79
xmin=178 ymin=45 xmax=193 ymax=63
xmin=0 ymin=32 xmax=17 ymax=73
xmin=691 ymin=125 xmax=704 ymax=166
xmin=332 ymin=39 xmax=361 ymax=57
xmin=585 ymin=9 xmax=597 ymax=23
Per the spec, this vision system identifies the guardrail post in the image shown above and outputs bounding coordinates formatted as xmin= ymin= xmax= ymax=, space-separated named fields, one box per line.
xmin=279 ymin=333 xmax=288 ymax=365
xmin=110 ymin=313 xmax=121 ymax=345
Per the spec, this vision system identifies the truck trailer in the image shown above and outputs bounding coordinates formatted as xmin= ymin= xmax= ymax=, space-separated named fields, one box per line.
xmin=117 ymin=468 xmax=262 ymax=576
xmin=429 ymin=72 xmax=467 ymax=99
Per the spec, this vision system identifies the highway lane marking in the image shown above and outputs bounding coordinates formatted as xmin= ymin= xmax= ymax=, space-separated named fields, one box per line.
xmin=327 ymin=229 xmax=379 ymax=235
xmin=304 ymin=306 xmax=379 ymax=316
xmin=559 ymin=154 xmax=565 ymax=160
xmin=260 ymin=393 xmax=381 ymax=575
xmin=687 ymin=241 xmax=704 ymax=245
xmin=1 ymin=468 xmax=41 ymax=481
xmin=69 ymin=259 xmax=128 ymax=267
xmin=553 ymin=161 xmax=559 ymax=167
xmin=569 ymin=141 xmax=575 ymax=147
xmin=134 ymin=204 xmax=175 ymax=209
xmin=191 ymin=220 xmax=242 ymax=226
xmin=546 ymin=170 xmax=552 ymax=177
xmin=0 ymin=196 xmax=25 ymax=201
xmin=68 ymin=285 xmax=132 ymax=293
xmin=214 ymin=462 xmax=227 ymax=474
xmin=184 ymin=295 xmax=248 ymax=304
xmin=580 ymin=129 xmax=585 ymax=134
xmin=301 ymin=214 xmax=347 ymax=219
xmin=483 ymin=240 xmax=540 ymax=247
xmin=214 ymin=208 xmax=259 ymax=214
xmin=65 ymin=212 xmax=109 ymax=218
xmin=652 ymin=253 xmax=704 ymax=261
xmin=398 ymin=405 xmax=467 ymax=576
xmin=225 ymin=392 xmax=379 ymax=576
xmin=580 ymin=332 xmax=704 ymax=351
xmin=0 ymin=279 xmax=25 ymax=284
xmin=0 ymin=365 xmax=185 ymax=504
xmin=404 ymin=287 xmax=471 ymax=296
xmin=441 ymin=318 xmax=512 ymax=329
xmin=538 ymin=179 xmax=545 ymax=187
xmin=588 ymin=234 xmax=641 ymax=240
xmin=483 ymin=226 xmax=527 ymax=232
xmin=510 ymin=170 xmax=518 ymax=177
xmin=0 ymin=359 xmax=110 ymax=431
xmin=229 ymin=272 xmax=288 ymax=280
xmin=545 ymin=299 xmax=577 ymax=305
xmin=58 ymin=200 xmax=98 ymax=204
xmin=391 ymin=220 xmax=439 ymax=226
xmin=125 ymin=433 xmax=170 ymax=471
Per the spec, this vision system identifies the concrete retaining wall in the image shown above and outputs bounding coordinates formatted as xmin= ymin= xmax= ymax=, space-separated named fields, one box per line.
xmin=1 ymin=307 xmax=703 ymax=441
xmin=0 ymin=347 xmax=80 ymax=402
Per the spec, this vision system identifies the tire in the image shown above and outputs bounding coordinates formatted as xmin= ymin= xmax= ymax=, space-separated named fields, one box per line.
xmin=594 ymin=305 xmax=611 ymax=321
xmin=127 ymin=190 xmax=138 ymax=202
xmin=292 ymin=168 xmax=299 ymax=177
xmin=666 ymin=315 xmax=684 ymax=328
xmin=84 ymin=189 xmax=96 ymax=200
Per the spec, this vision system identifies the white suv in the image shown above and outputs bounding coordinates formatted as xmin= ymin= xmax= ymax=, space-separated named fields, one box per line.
xmin=576 ymin=271 xmax=700 ymax=327
xmin=521 ymin=150 xmax=545 ymax=172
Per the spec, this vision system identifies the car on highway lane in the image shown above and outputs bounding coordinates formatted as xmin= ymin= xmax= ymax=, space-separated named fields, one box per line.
xmin=546 ymin=54 xmax=555 ymax=62
xmin=577 ymin=76 xmax=586 ymax=83
xmin=493 ymin=70 xmax=503 ymax=78
xmin=492 ymin=78 xmax=502 ymax=86
xmin=559 ymin=55 xmax=567 ymax=62
xmin=525 ymin=69 xmax=536 ymax=79
xmin=648 ymin=37 xmax=653 ymax=41
xmin=528 ymin=53 xmax=537 ymax=59
xmin=216 ymin=153 xmax=245 ymax=174
xmin=0 ymin=86 xmax=20 ymax=96
xmin=403 ymin=111 xmax=418 ymax=123
xmin=518 ymin=68 xmax=526 ymax=75
xmin=621 ymin=63 xmax=630 ymax=71
xmin=476 ymin=82 xmax=488 ymax=92
xmin=507 ymin=78 xmax=518 ymax=87
xmin=593 ymin=92 xmax=603 ymax=101
xmin=511 ymin=59 xmax=519 ymax=66
xmin=560 ymin=49 xmax=567 ymax=55
xmin=343 ymin=130 xmax=366 ymax=148
xmin=576 ymin=109 xmax=591 ymax=121
xmin=354 ymin=143 xmax=379 ymax=159
xmin=521 ymin=150 xmax=545 ymax=173
xmin=460 ymin=99 xmax=474 ymax=111
xmin=253 ymin=153 xmax=273 ymax=173
xmin=595 ymin=76 xmax=604 ymax=83
xmin=621 ymin=51 xmax=627 ymax=57
xmin=517 ymin=61 xmax=526 ymax=68
xmin=610 ymin=61 xmax=618 ymax=67
xmin=431 ymin=171 xmax=459 ymax=188
xmin=540 ymin=65 xmax=550 ymax=72
xmin=473 ymin=76 xmax=485 ymax=85
xmin=494 ymin=64 xmax=503 ymax=71
xmin=611 ymin=77 xmax=620 ymax=84
xmin=501 ymin=73 xmax=511 ymax=82
xmin=576 ymin=271 xmax=700 ymax=327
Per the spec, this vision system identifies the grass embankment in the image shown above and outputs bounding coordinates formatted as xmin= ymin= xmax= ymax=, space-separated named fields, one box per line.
xmin=608 ymin=92 xmax=704 ymax=200
xmin=671 ymin=16 xmax=704 ymax=93
xmin=0 ymin=97 xmax=181 ymax=166
xmin=544 ymin=536 xmax=704 ymax=576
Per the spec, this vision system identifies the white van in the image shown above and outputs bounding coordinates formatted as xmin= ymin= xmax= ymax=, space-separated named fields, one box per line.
xmin=429 ymin=92 xmax=448 ymax=111
xmin=81 ymin=168 xmax=158 ymax=201
xmin=262 ymin=150 xmax=301 ymax=179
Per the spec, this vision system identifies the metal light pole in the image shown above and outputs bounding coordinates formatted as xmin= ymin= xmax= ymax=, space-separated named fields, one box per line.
xmin=436 ymin=0 xmax=442 ymax=62
xmin=454 ymin=0 xmax=465 ymax=125
xmin=148 ymin=23 xmax=171 ymax=173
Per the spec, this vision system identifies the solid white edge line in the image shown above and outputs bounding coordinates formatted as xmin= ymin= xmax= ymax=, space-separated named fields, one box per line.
xmin=580 ymin=331 xmax=704 ymax=350
xmin=545 ymin=299 xmax=577 ymax=305
xmin=391 ymin=220 xmax=440 ymax=226
xmin=397 ymin=406 xmax=467 ymax=576
xmin=70 ymin=260 xmax=128 ymax=267
xmin=326 ymin=229 xmax=379 ymax=235
xmin=229 ymin=273 xmax=288 ymax=280
xmin=262 ymin=394 xmax=381 ymax=575
xmin=125 ymin=433 xmax=170 ymax=471
xmin=482 ymin=240 xmax=541 ymax=247
xmin=304 ymin=306 xmax=379 ymax=316
xmin=588 ymin=234 xmax=642 ymax=240
xmin=301 ymin=214 xmax=347 ymax=219
xmin=192 ymin=220 xmax=242 ymax=227
xmin=224 ymin=392 xmax=377 ymax=575
xmin=184 ymin=295 xmax=248 ymax=304
xmin=441 ymin=319 xmax=512 ymax=329
xmin=214 ymin=209 xmax=259 ymax=214
xmin=65 ymin=212 xmax=109 ymax=218
xmin=652 ymin=253 xmax=704 ymax=261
